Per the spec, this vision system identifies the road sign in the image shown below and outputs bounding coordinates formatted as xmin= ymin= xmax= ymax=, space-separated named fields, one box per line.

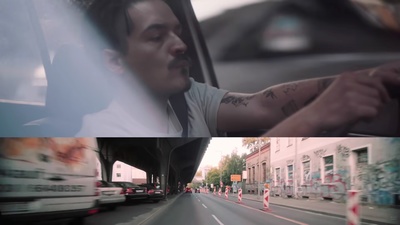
xmin=230 ymin=174 xmax=241 ymax=182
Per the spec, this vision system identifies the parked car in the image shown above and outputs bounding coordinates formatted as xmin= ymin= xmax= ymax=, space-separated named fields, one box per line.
xmin=185 ymin=187 xmax=192 ymax=193
xmin=139 ymin=183 xmax=164 ymax=203
xmin=0 ymin=138 xmax=100 ymax=225
xmin=112 ymin=182 xmax=148 ymax=202
xmin=97 ymin=180 xmax=125 ymax=210
xmin=195 ymin=188 xmax=200 ymax=193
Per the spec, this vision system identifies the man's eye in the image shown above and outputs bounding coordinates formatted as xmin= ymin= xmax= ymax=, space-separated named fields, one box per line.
xmin=149 ymin=36 xmax=162 ymax=42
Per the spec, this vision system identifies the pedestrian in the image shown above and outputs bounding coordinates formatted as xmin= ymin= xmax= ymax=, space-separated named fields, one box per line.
xmin=76 ymin=0 xmax=400 ymax=137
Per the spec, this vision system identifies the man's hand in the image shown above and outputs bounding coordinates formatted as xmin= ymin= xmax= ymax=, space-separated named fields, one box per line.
xmin=305 ymin=62 xmax=400 ymax=132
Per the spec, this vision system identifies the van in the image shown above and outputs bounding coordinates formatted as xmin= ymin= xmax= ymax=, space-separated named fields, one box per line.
xmin=0 ymin=138 xmax=100 ymax=225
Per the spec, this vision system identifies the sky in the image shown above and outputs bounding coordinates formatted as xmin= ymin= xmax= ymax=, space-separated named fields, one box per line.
xmin=191 ymin=0 xmax=268 ymax=21
xmin=199 ymin=138 xmax=250 ymax=169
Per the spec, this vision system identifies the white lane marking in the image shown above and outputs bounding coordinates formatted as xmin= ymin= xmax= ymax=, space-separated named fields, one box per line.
xmin=202 ymin=204 xmax=208 ymax=208
xmin=198 ymin=199 xmax=201 ymax=202
xmin=212 ymin=215 xmax=224 ymax=225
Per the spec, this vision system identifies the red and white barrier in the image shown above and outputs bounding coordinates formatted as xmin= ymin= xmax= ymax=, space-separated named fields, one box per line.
xmin=263 ymin=189 xmax=270 ymax=211
xmin=218 ymin=188 xmax=222 ymax=197
xmin=225 ymin=187 xmax=228 ymax=199
xmin=213 ymin=188 xmax=216 ymax=195
xmin=347 ymin=190 xmax=360 ymax=225
xmin=238 ymin=188 xmax=242 ymax=203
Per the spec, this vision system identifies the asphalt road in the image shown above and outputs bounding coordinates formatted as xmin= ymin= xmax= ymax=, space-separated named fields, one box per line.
xmin=141 ymin=192 xmax=379 ymax=225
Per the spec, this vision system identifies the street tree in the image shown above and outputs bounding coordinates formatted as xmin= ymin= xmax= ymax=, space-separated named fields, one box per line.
xmin=242 ymin=137 xmax=270 ymax=153
xmin=219 ymin=151 xmax=247 ymax=186
xmin=205 ymin=167 xmax=220 ymax=188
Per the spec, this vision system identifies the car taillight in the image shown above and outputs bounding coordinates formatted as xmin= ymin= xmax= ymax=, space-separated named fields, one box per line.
xmin=96 ymin=181 xmax=101 ymax=188
xmin=148 ymin=189 xmax=154 ymax=194
xmin=126 ymin=188 xmax=134 ymax=194
xmin=88 ymin=209 xmax=98 ymax=215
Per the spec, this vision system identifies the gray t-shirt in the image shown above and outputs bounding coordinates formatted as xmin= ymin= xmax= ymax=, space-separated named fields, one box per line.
xmin=76 ymin=78 xmax=228 ymax=137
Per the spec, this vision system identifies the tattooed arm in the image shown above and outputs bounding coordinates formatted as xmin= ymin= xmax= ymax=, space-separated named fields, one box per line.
xmin=217 ymin=64 xmax=400 ymax=136
xmin=216 ymin=76 xmax=336 ymax=133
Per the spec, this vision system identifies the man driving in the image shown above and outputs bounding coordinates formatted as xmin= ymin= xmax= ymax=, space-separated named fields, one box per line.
xmin=77 ymin=0 xmax=400 ymax=137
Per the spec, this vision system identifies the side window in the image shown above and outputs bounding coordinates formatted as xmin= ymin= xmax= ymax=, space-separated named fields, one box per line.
xmin=0 ymin=0 xmax=47 ymax=104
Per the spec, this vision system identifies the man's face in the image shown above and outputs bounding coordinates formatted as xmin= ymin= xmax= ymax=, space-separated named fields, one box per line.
xmin=122 ymin=0 xmax=191 ymax=97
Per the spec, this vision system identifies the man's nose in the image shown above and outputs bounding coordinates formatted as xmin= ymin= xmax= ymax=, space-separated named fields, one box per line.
xmin=170 ymin=35 xmax=187 ymax=56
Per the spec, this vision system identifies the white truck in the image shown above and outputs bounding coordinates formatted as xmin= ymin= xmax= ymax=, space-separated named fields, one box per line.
xmin=0 ymin=138 xmax=100 ymax=225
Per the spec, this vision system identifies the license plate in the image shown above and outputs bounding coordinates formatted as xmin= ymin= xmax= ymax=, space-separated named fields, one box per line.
xmin=102 ymin=191 xmax=114 ymax=195
xmin=0 ymin=202 xmax=29 ymax=213
xmin=155 ymin=191 xmax=160 ymax=194
xmin=136 ymin=190 xmax=143 ymax=193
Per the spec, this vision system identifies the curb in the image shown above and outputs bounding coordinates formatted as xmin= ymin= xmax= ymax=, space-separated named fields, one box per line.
xmin=241 ymin=196 xmax=396 ymax=225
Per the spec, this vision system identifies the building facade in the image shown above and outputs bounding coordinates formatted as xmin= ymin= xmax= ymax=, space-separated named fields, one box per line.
xmin=270 ymin=138 xmax=400 ymax=206
xmin=245 ymin=142 xmax=271 ymax=194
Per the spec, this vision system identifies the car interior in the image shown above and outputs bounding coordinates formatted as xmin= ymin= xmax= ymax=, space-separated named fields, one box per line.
xmin=0 ymin=0 xmax=399 ymax=137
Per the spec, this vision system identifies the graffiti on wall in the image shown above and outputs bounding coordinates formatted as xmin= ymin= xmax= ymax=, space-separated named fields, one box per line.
xmin=314 ymin=149 xmax=327 ymax=158
xmin=360 ymin=158 xmax=400 ymax=205
xmin=336 ymin=144 xmax=350 ymax=160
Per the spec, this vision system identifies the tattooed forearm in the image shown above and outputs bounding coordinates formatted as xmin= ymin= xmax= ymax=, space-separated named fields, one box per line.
xmin=282 ymin=83 xmax=298 ymax=95
xmin=221 ymin=95 xmax=254 ymax=107
xmin=303 ymin=94 xmax=318 ymax=106
xmin=281 ymin=100 xmax=299 ymax=117
xmin=263 ymin=89 xmax=278 ymax=100
xmin=317 ymin=78 xmax=335 ymax=93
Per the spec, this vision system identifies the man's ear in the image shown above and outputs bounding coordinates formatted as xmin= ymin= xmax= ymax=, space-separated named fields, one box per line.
xmin=103 ymin=49 xmax=125 ymax=74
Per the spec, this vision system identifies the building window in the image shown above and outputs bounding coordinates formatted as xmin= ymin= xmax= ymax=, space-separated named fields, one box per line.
xmin=356 ymin=148 xmax=368 ymax=164
xmin=262 ymin=163 xmax=267 ymax=183
xmin=248 ymin=168 xmax=251 ymax=183
xmin=276 ymin=139 xmax=280 ymax=152
xmin=116 ymin=173 xmax=121 ymax=177
xmin=288 ymin=138 xmax=293 ymax=147
xmin=323 ymin=155 xmax=334 ymax=183
xmin=275 ymin=168 xmax=280 ymax=186
xmin=116 ymin=164 xmax=121 ymax=168
xmin=302 ymin=160 xmax=311 ymax=184
xmin=287 ymin=165 xmax=293 ymax=182
xmin=252 ymin=166 xmax=256 ymax=183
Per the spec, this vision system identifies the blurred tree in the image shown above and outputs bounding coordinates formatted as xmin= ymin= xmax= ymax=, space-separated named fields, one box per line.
xmin=242 ymin=138 xmax=270 ymax=152
xmin=195 ymin=170 xmax=202 ymax=177
xmin=205 ymin=167 xmax=220 ymax=187
xmin=219 ymin=151 xmax=247 ymax=186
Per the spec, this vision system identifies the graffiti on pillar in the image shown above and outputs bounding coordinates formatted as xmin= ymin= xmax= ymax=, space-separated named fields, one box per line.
xmin=336 ymin=145 xmax=350 ymax=161
xmin=314 ymin=149 xmax=327 ymax=158
xmin=301 ymin=154 xmax=310 ymax=161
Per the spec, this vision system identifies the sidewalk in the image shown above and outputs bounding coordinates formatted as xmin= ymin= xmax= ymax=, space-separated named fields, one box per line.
xmin=241 ymin=194 xmax=400 ymax=225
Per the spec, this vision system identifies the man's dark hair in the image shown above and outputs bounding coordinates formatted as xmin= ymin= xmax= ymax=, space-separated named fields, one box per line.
xmin=84 ymin=0 xmax=145 ymax=54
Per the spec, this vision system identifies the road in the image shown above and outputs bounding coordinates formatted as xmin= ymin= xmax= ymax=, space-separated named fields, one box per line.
xmin=141 ymin=192 xmax=380 ymax=225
